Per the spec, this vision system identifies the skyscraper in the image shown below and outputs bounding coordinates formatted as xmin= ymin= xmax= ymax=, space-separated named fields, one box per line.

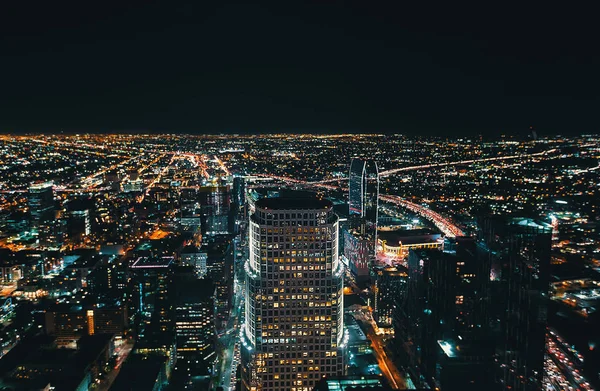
xmin=395 ymin=249 xmax=456 ymax=387
xmin=373 ymin=265 xmax=407 ymax=328
xmin=241 ymin=195 xmax=346 ymax=391
xmin=347 ymin=158 xmax=379 ymax=274
xmin=348 ymin=158 xmax=379 ymax=228
xmin=478 ymin=217 xmax=552 ymax=391
xmin=349 ymin=159 xmax=366 ymax=217
xmin=28 ymin=182 xmax=55 ymax=242
xmin=363 ymin=159 xmax=379 ymax=234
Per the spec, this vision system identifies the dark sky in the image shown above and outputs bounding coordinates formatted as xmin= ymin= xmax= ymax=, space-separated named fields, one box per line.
xmin=1 ymin=1 xmax=598 ymax=136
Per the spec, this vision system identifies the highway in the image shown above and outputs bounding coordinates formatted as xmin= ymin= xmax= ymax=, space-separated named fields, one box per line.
xmin=309 ymin=147 xmax=557 ymax=183
xmin=545 ymin=329 xmax=594 ymax=391
xmin=380 ymin=194 xmax=465 ymax=238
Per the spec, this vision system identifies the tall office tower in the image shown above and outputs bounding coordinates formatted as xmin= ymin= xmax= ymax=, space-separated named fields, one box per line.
xmin=347 ymin=158 xmax=379 ymax=274
xmin=198 ymin=186 xmax=232 ymax=235
xmin=478 ymin=217 xmax=552 ymax=391
xmin=434 ymin=237 xmax=495 ymax=391
xmin=453 ymin=237 xmax=491 ymax=336
xmin=241 ymin=196 xmax=346 ymax=391
xmin=68 ymin=209 xmax=91 ymax=240
xmin=348 ymin=159 xmax=379 ymax=226
xmin=129 ymin=257 xmax=175 ymax=344
xmin=28 ymin=182 xmax=55 ymax=243
xmin=394 ymin=249 xmax=456 ymax=387
xmin=173 ymin=268 xmax=216 ymax=377
xmin=342 ymin=229 xmax=372 ymax=283
xmin=349 ymin=159 xmax=366 ymax=217
xmin=363 ymin=159 xmax=379 ymax=233
xmin=373 ymin=265 xmax=407 ymax=328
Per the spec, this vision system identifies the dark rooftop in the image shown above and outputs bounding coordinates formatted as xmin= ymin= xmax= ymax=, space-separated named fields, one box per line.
xmin=256 ymin=196 xmax=332 ymax=211
xmin=110 ymin=354 xmax=167 ymax=391
xmin=377 ymin=228 xmax=441 ymax=245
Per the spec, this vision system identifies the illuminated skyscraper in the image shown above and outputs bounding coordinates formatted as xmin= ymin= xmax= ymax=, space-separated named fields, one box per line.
xmin=28 ymin=182 xmax=55 ymax=233
xmin=349 ymin=159 xmax=366 ymax=217
xmin=363 ymin=159 xmax=379 ymax=232
xmin=241 ymin=196 xmax=346 ymax=391
xmin=348 ymin=159 xmax=379 ymax=227
xmin=347 ymin=159 xmax=379 ymax=276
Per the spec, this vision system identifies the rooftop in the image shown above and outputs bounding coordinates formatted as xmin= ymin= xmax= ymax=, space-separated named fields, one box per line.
xmin=255 ymin=196 xmax=332 ymax=211
xmin=130 ymin=256 xmax=174 ymax=269
xmin=378 ymin=228 xmax=441 ymax=245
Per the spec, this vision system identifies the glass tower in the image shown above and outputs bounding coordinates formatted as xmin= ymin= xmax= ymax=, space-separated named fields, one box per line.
xmin=479 ymin=217 xmax=552 ymax=391
xmin=349 ymin=159 xmax=365 ymax=216
xmin=28 ymin=181 xmax=55 ymax=233
xmin=241 ymin=196 xmax=346 ymax=391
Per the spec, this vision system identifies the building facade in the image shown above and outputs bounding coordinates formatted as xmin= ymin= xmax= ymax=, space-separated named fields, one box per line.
xmin=478 ymin=217 xmax=552 ymax=391
xmin=374 ymin=266 xmax=407 ymax=328
xmin=241 ymin=196 xmax=346 ymax=391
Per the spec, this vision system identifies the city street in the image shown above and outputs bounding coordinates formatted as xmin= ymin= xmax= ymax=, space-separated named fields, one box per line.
xmin=217 ymin=273 xmax=244 ymax=391
xmin=95 ymin=339 xmax=134 ymax=391
xmin=353 ymin=313 xmax=405 ymax=389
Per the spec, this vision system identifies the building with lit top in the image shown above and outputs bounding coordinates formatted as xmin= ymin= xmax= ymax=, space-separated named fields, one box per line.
xmin=28 ymin=181 xmax=56 ymax=246
xmin=348 ymin=158 xmax=378 ymax=243
xmin=241 ymin=195 xmax=346 ymax=391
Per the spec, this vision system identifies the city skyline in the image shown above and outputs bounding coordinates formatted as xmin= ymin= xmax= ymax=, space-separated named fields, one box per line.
xmin=0 ymin=133 xmax=597 ymax=390
xmin=0 ymin=1 xmax=599 ymax=389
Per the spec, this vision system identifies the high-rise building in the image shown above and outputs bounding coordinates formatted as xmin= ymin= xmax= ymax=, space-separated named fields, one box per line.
xmin=433 ymin=237 xmax=495 ymax=391
xmin=69 ymin=209 xmax=91 ymax=239
xmin=349 ymin=159 xmax=366 ymax=217
xmin=363 ymin=159 xmax=379 ymax=234
xmin=28 ymin=182 xmax=56 ymax=246
xmin=28 ymin=182 xmax=55 ymax=231
xmin=342 ymin=228 xmax=373 ymax=283
xmin=129 ymin=256 xmax=175 ymax=342
xmin=173 ymin=267 xmax=216 ymax=377
xmin=198 ymin=185 xmax=232 ymax=235
xmin=348 ymin=159 xmax=379 ymax=227
xmin=347 ymin=159 xmax=378 ymax=266
xmin=478 ymin=217 xmax=552 ymax=391
xmin=394 ymin=249 xmax=456 ymax=387
xmin=241 ymin=196 xmax=346 ymax=391
xmin=373 ymin=266 xmax=407 ymax=328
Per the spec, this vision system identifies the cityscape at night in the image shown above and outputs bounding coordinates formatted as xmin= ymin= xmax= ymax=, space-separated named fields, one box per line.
xmin=1 ymin=2 xmax=599 ymax=391
xmin=0 ymin=133 xmax=598 ymax=390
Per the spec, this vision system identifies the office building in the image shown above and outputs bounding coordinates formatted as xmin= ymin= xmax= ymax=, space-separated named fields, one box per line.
xmin=69 ymin=209 xmax=92 ymax=239
xmin=28 ymin=182 xmax=55 ymax=231
xmin=373 ymin=266 xmax=407 ymax=328
xmin=129 ymin=257 xmax=175 ymax=342
xmin=394 ymin=249 xmax=456 ymax=387
xmin=28 ymin=182 xmax=56 ymax=246
xmin=173 ymin=268 xmax=216 ymax=376
xmin=478 ymin=217 xmax=552 ymax=391
xmin=180 ymin=245 xmax=208 ymax=277
xmin=348 ymin=158 xmax=379 ymax=230
xmin=198 ymin=185 xmax=232 ymax=235
xmin=241 ymin=196 xmax=346 ymax=391
xmin=343 ymin=228 xmax=373 ymax=283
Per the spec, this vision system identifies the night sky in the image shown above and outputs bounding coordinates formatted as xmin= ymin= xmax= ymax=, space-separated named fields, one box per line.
xmin=1 ymin=1 xmax=598 ymax=136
